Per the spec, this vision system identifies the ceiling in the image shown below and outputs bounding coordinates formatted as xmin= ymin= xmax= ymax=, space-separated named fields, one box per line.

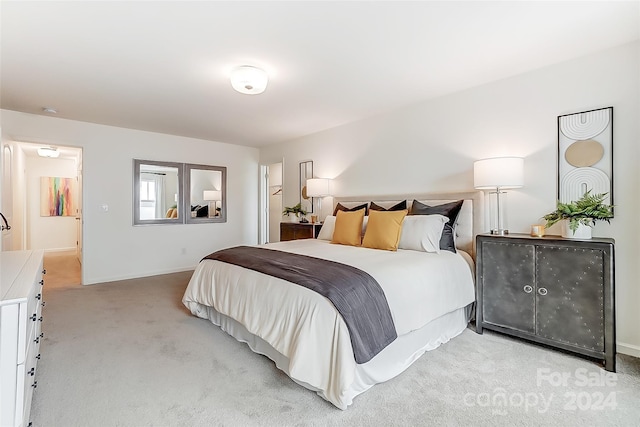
xmin=1 ymin=1 xmax=638 ymax=148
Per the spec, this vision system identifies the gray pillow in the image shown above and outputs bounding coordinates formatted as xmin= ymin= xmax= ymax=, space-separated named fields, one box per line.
xmin=409 ymin=200 xmax=464 ymax=253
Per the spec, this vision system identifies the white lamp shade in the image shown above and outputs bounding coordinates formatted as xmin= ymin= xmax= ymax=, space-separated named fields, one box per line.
xmin=203 ymin=190 xmax=222 ymax=201
xmin=230 ymin=66 xmax=268 ymax=95
xmin=474 ymin=157 xmax=524 ymax=189
xmin=306 ymin=178 xmax=330 ymax=197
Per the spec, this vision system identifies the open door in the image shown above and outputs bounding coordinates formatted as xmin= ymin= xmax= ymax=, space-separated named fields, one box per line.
xmin=1 ymin=144 xmax=14 ymax=251
xmin=76 ymin=152 xmax=83 ymax=264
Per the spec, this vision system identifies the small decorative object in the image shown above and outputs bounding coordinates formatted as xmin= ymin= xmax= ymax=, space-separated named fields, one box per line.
xmin=558 ymin=107 xmax=613 ymax=209
xmin=311 ymin=215 xmax=318 ymax=224
xmin=530 ymin=225 xmax=545 ymax=237
xmin=543 ymin=190 xmax=613 ymax=239
xmin=283 ymin=203 xmax=307 ymax=223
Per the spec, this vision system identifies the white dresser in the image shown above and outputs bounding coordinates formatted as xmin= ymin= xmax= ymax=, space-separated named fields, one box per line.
xmin=0 ymin=250 xmax=45 ymax=427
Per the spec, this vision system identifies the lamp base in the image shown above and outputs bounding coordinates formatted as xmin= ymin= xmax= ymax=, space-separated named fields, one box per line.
xmin=491 ymin=229 xmax=509 ymax=236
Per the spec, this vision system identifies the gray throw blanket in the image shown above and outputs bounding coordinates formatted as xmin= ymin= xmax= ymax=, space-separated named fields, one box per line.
xmin=202 ymin=246 xmax=397 ymax=364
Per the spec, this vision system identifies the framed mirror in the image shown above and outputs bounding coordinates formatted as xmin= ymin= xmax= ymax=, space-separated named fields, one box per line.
xmin=184 ymin=163 xmax=227 ymax=224
xmin=133 ymin=159 xmax=184 ymax=225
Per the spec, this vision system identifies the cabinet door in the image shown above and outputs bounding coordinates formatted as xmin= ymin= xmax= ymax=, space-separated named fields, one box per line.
xmin=481 ymin=241 xmax=536 ymax=333
xmin=536 ymin=245 xmax=605 ymax=352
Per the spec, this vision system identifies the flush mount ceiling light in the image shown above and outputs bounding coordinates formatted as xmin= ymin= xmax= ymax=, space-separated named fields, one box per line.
xmin=42 ymin=107 xmax=57 ymax=114
xmin=37 ymin=147 xmax=60 ymax=158
xmin=230 ymin=66 xmax=268 ymax=95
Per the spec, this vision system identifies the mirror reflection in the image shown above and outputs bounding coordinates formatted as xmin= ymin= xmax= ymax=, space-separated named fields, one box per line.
xmin=133 ymin=160 xmax=183 ymax=225
xmin=185 ymin=164 xmax=227 ymax=223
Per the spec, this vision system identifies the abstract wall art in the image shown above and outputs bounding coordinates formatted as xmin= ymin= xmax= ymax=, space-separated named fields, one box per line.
xmin=299 ymin=160 xmax=314 ymax=214
xmin=557 ymin=107 xmax=613 ymax=208
xmin=40 ymin=176 xmax=76 ymax=217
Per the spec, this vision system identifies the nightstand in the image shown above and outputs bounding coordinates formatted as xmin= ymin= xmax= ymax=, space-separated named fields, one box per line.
xmin=280 ymin=222 xmax=322 ymax=241
xmin=475 ymin=233 xmax=616 ymax=371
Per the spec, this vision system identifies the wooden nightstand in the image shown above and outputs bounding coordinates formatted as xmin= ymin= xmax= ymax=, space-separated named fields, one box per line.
xmin=280 ymin=222 xmax=322 ymax=241
xmin=475 ymin=233 xmax=616 ymax=371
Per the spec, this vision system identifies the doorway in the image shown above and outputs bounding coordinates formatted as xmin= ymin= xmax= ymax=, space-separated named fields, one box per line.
xmin=258 ymin=161 xmax=283 ymax=244
xmin=1 ymin=141 xmax=83 ymax=286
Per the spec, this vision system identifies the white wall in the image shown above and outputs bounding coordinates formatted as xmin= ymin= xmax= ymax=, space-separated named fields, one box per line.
xmin=25 ymin=155 xmax=78 ymax=251
xmin=260 ymin=41 xmax=640 ymax=356
xmin=1 ymin=111 xmax=260 ymax=284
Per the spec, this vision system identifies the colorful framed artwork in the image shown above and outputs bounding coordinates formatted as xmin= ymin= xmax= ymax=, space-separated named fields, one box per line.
xmin=40 ymin=176 xmax=76 ymax=216
xmin=557 ymin=106 xmax=613 ymax=209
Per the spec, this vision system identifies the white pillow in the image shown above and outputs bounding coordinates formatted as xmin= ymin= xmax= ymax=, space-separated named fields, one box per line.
xmin=317 ymin=216 xmax=336 ymax=240
xmin=398 ymin=215 xmax=448 ymax=253
xmin=317 ymin=215 xmax=369 ymax=241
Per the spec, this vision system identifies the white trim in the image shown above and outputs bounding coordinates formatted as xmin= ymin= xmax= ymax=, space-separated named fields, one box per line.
xmin=43 ymin=247 xmax=76 ymax=253
xmin=84 ymin=266 xmax=195 ymax=286
xmin=617 ymin=341 xmax=640 ymax=358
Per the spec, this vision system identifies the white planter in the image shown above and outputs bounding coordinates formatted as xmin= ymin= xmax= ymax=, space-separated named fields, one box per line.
xmin=287 ymin=213 xmax=298 ymax=223
xmin=561 ymin=220 xmax=592 ymax=239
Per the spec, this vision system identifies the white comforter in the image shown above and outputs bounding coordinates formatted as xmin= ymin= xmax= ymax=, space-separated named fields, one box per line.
xmin=182 ymin=239 xmax=475 ymax=408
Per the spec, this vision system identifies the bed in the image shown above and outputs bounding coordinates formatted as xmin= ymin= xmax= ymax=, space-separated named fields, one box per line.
xmin=182 ymin=191 xmax=484 ymax=409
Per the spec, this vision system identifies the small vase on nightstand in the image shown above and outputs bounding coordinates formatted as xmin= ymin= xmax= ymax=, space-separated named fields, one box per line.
xmin=561 ymin=220 xmax=592 ymax=239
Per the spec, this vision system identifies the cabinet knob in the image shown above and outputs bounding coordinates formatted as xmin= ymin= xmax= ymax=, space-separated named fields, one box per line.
xmin=36 ymin=353 xmax=41 ymax=360
xmin=28 ymin=368 xmax=35 ymax=376
xmin=36 ymin=293 xmax=42 ymax=300
xmin=42 ymin=301 xmax=46 ymax=307
xmin=31 ymin=381 xmax=38 ymax=389
xmin=31 ymin=314 xmax=37 ymax=321
xmin=38 ymin=316 xmax=43 ymax=322
xmin=34 ymin=336 xmax=40 ymax=344
xmin=39 ymin=279 xmax=44 ymax=286
xmin=523 ymin=285 xmax=533 ymax=294
xmin=538 ymin=287 xmax=548 ymax=296
xmin=39 ymin=332 xmax=44 ymax=338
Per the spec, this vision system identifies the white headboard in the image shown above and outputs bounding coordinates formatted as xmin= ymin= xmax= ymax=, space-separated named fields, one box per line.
xmin=333 ymin=191 xmax=485 ymax=258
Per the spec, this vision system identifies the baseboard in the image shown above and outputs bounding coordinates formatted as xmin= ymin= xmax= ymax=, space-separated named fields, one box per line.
xmin=44 ymin=247 xmax=76 ymax=254
xmin=617 ymin=342 xmax=640 ymax=358
xmin=84 ymin=266 xmax=196 ymax=286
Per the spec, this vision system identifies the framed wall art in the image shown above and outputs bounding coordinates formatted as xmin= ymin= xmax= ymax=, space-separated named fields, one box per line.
xmin=557 ymin=106 xmax=613 ymax=208
xmin=41 ymin=176 xmax=76 ymax=217
xmin=299 ymin=160 xmax=313 ymax=214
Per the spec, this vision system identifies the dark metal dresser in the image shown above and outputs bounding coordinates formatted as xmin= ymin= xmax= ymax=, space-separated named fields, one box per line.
xmin=476 ymin=233 xmax=615 ymax=371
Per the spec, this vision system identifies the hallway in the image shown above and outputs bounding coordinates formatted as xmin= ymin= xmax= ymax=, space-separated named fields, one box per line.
xmin=43 ymin=251 xmax=81 ymax=290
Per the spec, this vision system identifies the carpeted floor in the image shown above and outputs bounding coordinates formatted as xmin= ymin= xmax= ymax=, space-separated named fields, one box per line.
xmin=31 ymin=262 xmax=640 ymax=426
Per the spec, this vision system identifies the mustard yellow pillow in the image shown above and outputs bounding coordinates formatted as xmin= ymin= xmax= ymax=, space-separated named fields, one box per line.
xmin=332 ymin=208 xmax=366 ymax=246
xmin=362 ymin=209 xmax=408 ymax=251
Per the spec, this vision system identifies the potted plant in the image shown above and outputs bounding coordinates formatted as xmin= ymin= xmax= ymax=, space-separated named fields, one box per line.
xmin=543 ymin=190 xmax=613 ymax=239
xmin=282 ymin=202 xmax=307 ymax=223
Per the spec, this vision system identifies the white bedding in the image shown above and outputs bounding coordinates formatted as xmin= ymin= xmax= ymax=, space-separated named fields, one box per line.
xmin=182 ymin=239 xmax=475 ymax=409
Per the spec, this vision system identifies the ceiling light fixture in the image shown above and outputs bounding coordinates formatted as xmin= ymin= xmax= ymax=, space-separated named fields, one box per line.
xmin=230 ymin=66 xmax=268 ymax=95
xmin=42 ymin=107 xmax=58 ymax=114
xmin=37 ymin=147 xmax=60 ymax=158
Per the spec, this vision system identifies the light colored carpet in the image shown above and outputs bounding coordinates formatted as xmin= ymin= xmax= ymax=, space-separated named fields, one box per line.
xmin=32 ymin=269 xmax=640 ymax=426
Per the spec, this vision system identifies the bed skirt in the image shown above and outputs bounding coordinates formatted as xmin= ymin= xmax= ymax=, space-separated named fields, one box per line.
xmin=197 ymin=302 xmax=473 ymax=409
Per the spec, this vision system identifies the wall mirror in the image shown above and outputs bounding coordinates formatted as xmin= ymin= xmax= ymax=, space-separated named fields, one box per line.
xmin=184 ymin=163 xmax=227 ymax=224
xmin=133 ymin=159 xmax=184 ymax=225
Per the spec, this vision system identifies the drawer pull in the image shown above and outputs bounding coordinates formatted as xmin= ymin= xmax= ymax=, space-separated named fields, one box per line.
xmin=36 ymin=293 xmax=42 ymax=300
xmin=31 ymin=381 xmax=38 ymax=389
xmin=538 ymin=287 xmax=548 ymax=296
xmin=523 ymin=285 xmax=533 ymax=294
xmin=42 ymin=301 xmax=46 ymax=307
xmin=28 ymin=368 xmax=35 ymax=376
xmin=34 ymin=336 xmax=40 ymax=344
xmin=39 ymin=332 xmax=44 ymax=338
xmin=39 ymin=279 xmax=44 ymax=286
xmin=38 ymin=316 xmax=43 ymax=322
xmin=42 ymin=269 xmax=47 ymax=274
xmin=31 ymin=314 xmax=37 ymax=321
xmin=36 ymin=353 xmax=41 ymax=360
